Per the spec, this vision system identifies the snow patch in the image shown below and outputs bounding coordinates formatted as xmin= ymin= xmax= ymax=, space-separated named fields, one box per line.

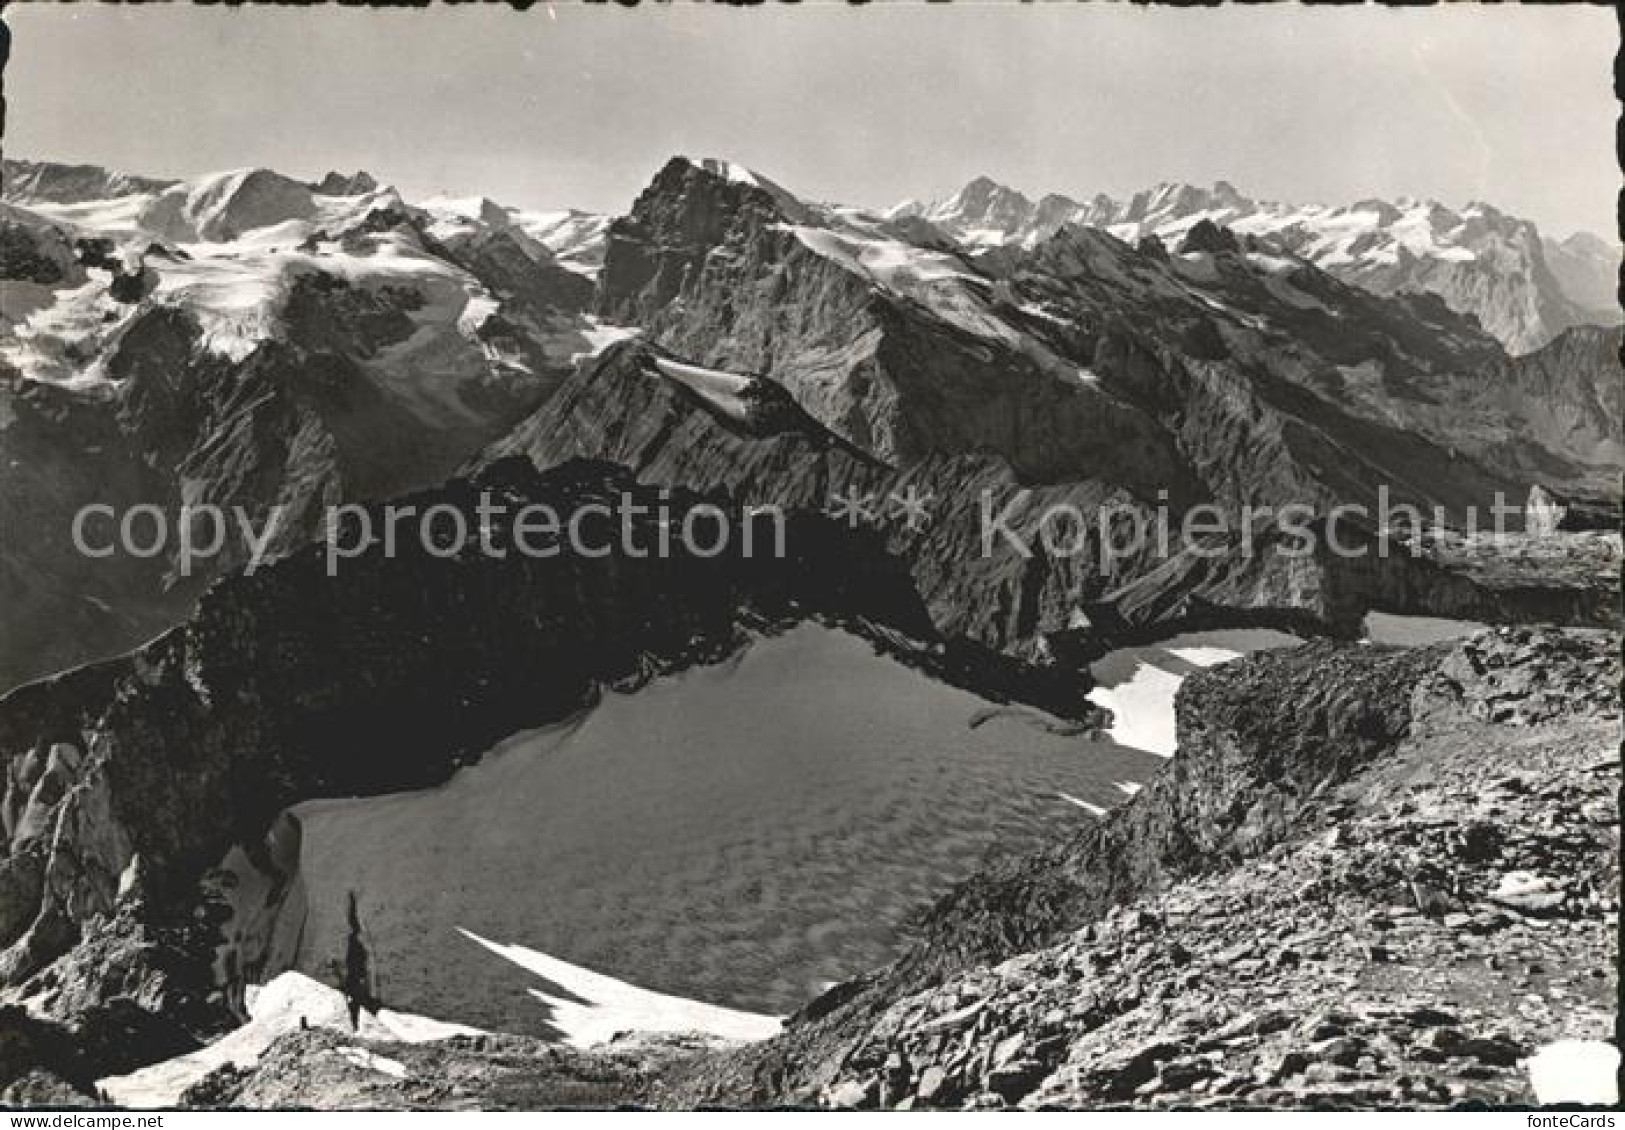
xmin=1055 ymin=791 xmax=1108 ymax=817
xmin=1526 ymin=1040 xmax=1619 ymax=1106
xmin=460 ymin=929 xmax=782 ymax=1048
xmin=97 ymin=971 xmax=481 ymax=1108
xmin=652 ymin=357 xmax=754 ymax=422
xmin=1088 ymin=629 xmax=1301 ymax=756
xmin=456 ymin=293 xmax=501 ymax=336
xmin=1362 ymin=611 xmax=1487 ymax=646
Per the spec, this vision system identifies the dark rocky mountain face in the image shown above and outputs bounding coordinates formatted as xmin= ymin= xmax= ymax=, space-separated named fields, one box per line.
xmin=485 ymin=340 xmax=1616 ymax=662
xmin=595 ymin=159 xmax=1616 ymax=521
xmin=595 ymin=158 xmax=1197 ymax=503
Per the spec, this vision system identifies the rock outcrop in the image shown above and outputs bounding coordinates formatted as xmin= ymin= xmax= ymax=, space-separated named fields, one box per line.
xmin=657 ymin=627 xmax=1620 ymax=1109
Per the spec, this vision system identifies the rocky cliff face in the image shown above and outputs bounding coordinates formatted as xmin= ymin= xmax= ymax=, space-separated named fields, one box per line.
xmin=485 ymin=337 xmax=1618 ymax=663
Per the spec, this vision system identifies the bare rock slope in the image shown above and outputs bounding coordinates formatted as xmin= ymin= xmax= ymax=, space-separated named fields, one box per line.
xmin=674 ymin=628 xmax=1617 ymax=1110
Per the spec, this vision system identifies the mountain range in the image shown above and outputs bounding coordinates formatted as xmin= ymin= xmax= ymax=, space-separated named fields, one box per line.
xmin=893 ymin=176 xmax=1620 ymax=355
xmin=0 ymin=152 xmax=1619 ymax=1109
xmin=1 ymin=154 xmax=1619 ymax=688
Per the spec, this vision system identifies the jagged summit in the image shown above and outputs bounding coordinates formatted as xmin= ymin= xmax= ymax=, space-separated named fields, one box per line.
xmin=309 ymin=170 xmax=380 ymax=196
xmin=676 ymin=155 xmax=768 ymax=186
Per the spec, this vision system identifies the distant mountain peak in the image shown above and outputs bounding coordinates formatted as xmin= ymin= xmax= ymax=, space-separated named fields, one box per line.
xmin=678 ymin=155 xmax=769 ymax=187
xmin=311 ymin=170 xmax=380 ymax=196
xmin=2 ymin=156 xmax=177 ymax=205
xmin=955 ymin=174 xmax=1029 ymax=204
xmin=659 ymin=155 xmax=817 ymax=225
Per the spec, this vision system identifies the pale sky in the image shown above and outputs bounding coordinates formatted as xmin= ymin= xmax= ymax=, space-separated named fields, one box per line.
xmin=3 ymin=3 xmax=1618 ymax=237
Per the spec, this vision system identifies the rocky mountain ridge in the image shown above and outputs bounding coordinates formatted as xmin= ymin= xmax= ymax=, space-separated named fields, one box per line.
xmin=654 ymin=626 xmax=1619 ymax=1110
xmin=3 ymin=152 xmax=1618 ymax=694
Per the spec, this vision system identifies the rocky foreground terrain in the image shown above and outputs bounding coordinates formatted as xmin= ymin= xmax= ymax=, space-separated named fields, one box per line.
xmin=679 ymin=627 xmax=1619 ymax=1111
xmin=4 ymin=625 xmax=1601 ymax=1110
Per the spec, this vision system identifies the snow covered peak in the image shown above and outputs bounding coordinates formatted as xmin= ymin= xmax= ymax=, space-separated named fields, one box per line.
xmin=137 ymin=167 xmax=317 ymax=243
xmin=422 ymin=194 xmax=514 ymax=231
xmin=2 ymin=158 xmax=176 ymax=206
xmin=911 ymin=176 xmax=1045 ymax=248
xmin=679 ymin=156 xmax=770 ymax=188
xmin=887 ymin=172 xmax=1619 ymax=351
